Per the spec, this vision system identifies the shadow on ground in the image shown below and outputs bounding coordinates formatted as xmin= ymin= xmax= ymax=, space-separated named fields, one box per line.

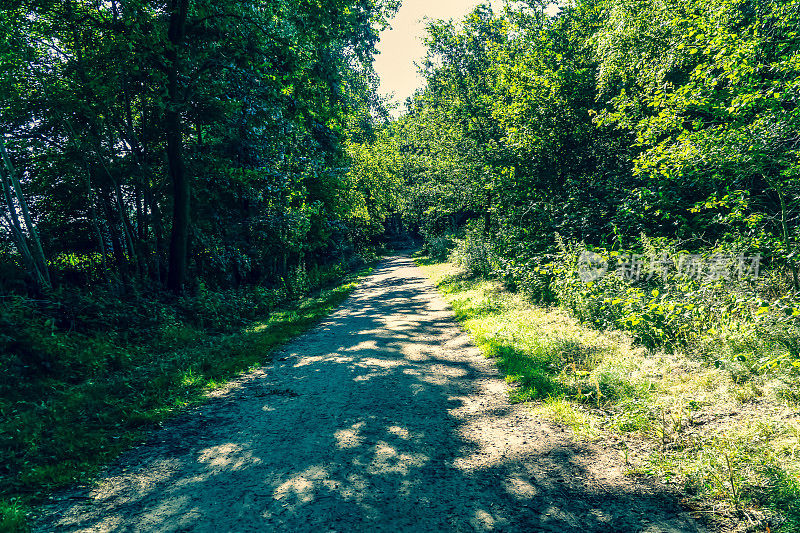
xmin=34 ymin=257 xmax=701 ymax=532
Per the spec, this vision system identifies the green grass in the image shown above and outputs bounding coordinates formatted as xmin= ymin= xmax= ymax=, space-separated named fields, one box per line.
xmin=0 ymin=500 xmax=27 ymax=533
xmin=418 ymin=256 xmax=800 ymax=531
xmin=0 ymin=265 xmax=371 ymax=532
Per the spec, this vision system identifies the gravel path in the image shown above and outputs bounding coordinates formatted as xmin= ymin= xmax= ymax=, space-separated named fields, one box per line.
xmin=35 ymin=256 xmax=703 ymax=532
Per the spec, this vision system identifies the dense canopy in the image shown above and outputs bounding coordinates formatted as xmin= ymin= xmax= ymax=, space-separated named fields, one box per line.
xmin=1 ymin=0 xmax=400 ymax=293
xmin=2 ymin=0 xmax=800 ymax=529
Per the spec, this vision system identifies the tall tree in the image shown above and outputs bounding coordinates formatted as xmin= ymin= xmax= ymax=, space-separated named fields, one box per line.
xmin=165 ymin=0 xmax=190 ymax=293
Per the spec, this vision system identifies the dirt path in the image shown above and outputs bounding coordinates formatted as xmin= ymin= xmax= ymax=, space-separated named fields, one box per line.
xmin=35 ymin=256 xmax=703 ymax=532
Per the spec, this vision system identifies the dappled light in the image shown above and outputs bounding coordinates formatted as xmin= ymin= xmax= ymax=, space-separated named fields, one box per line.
xmin=35 ymin=257 xmax=698 ymax=532
xmin=4 ymin=0 xmax=797 ymax=529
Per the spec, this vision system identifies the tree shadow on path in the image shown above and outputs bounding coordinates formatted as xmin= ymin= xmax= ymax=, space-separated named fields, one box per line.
xmin=34 ymin=256 xmax=702 ymax=533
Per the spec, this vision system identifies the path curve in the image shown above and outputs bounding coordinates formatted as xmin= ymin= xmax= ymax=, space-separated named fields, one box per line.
xmin=35 ymin=256 xmax=702 ymax=532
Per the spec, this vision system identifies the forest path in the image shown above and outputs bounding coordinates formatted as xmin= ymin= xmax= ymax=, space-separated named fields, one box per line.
xmin=34 ymin=256 xmax=702 ymax=532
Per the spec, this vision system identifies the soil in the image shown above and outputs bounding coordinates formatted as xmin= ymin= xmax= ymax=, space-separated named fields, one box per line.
xmin=34 ymin=256 xmax=704 ymax=532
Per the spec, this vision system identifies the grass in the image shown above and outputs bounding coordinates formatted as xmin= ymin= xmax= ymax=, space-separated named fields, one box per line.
xmin=0 ymin=500 xmax=26 ymax=533
xmin=0 ymin=265 xmax=371 ymax=532
xmin=417 ymin=256 xmax=800 ymax=532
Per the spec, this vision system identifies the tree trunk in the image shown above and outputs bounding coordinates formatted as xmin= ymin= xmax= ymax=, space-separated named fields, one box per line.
xmin=1 ymin=169 xmax=34 ymax=267
xmin=145 ymin=183 xmax=164 ymax=284
xmin=166 ymin=0 xmax=190 ymax=293
xmin=0 ymin=136 xmax=50 ymax=289
xmin=0 ymin=212 xmax=37 ymax=284
xmin=83 ymin=163 xmax=111 ymax=286
xmin=135 ymin=184 xmax=144 ymax=241
xmin=112 ymin=176 xmax=142 ymax=277
xmin=99 ymin=186 xmax=128 ymax=280
xmin=773 ymin=178 xmax=799 ymax=294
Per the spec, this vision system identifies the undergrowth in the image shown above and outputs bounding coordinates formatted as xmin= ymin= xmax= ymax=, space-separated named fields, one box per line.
xmin=418 ymin=254 xmax=800 ymax=532
xmin=0 ymin=262 xmax=371 ymax=531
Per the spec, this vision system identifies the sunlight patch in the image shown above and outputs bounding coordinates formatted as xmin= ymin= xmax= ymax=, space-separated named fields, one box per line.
xmin=386 ymin=425 xmax=412 ymax=440
xmin=334 ymin=422 xmax=366 ymax=449
xmin=366 ymin=441 xmax=428 ymax=475
xmin=197 ymin=443 xmax=261 ymax=471
xmin=273 ymin=466 xmax=332 ymax=507
xmin=503 ymin=474 xmax=538 ymax=499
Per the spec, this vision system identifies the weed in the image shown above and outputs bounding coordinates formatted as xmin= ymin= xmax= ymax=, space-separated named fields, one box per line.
xmin=0 ymin=264 xmax=371 ymax=532
xmin=0 ymin=499 xmax=28 ymax=533
xmin=418 ymin=255 xmax=800 ymax=530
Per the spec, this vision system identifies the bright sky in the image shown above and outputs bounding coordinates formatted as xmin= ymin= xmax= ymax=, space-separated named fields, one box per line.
xmin=374 ymin=1 xmax=559 ymax=115
xmin=374 ymin=0 xmax=503 ymax=114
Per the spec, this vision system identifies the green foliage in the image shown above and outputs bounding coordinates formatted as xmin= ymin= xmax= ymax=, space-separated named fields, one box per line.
xmin=545 ymin=237 xmax=800 ymax=381
xmin=422 ymin=234 xmax=454 ymax=262
xmin=420 ymin=255 xmax=800 ymax=529
xmin=0 ymin=498 xmax=28 ymax=533
xmin=450 ymin=225 xmax=498 ymax=277
xmin=594 ymin=0 xmax=800 ymax=279
xmin=0 ymin=262 xmax=369 ymax=528
xmin=370 ymin=0 xmax=799 ymax=303
xmin=0 ymin=0 xmax=398 ymax=292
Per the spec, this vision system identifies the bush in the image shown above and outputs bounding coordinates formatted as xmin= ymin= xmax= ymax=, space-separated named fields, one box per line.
xmin=0 ymin=258 xmax=362 ymax=529
xmin=423 ymin=233 xmax=454 ymax=261
xmin=284 ymin=263 xmax=310 ymax=300
xmin=544 ymin=237 xmax=800 ymax=379
xmin=451 ymin=227 xmax=498 ymax=277
xmin=495 ymin=253 xmax=556 ymax=303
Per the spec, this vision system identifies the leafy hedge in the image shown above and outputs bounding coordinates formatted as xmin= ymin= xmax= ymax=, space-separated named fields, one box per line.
xmin=0 ymin=258 xmax=364 ymax=527
xmin=448 ymin=233 xmax=800 ymax=387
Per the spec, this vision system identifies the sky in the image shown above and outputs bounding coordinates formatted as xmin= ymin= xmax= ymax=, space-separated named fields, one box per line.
xmin=373 ymin=0 xmax=503 ymax=114
xmin=373 ymin=1 xmax=559 ymax=115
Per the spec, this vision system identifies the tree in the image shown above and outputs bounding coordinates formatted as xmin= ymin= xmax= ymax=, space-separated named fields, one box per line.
xmin=0 ymin=0 xmax=399 ymax=293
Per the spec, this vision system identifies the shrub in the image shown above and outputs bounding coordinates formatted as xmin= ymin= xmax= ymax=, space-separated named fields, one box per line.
xmin=542 ymin=237 xmax=800 ymax=382
xmin=285 ymin=263 xmax=310 ymax=299
xmin=451 ymin=227 xmax=498 ymax=277
xmin=497 ymin=254 xmax=556 ymax=303
xmin=423 ymin=233 xmax=454 ymax=261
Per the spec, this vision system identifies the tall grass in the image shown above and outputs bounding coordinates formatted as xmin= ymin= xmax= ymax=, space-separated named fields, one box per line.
xmin=0 ymin=263 xmax=371 ymax=531
xmin=419 ymin=253 xmax=800 ymax=531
